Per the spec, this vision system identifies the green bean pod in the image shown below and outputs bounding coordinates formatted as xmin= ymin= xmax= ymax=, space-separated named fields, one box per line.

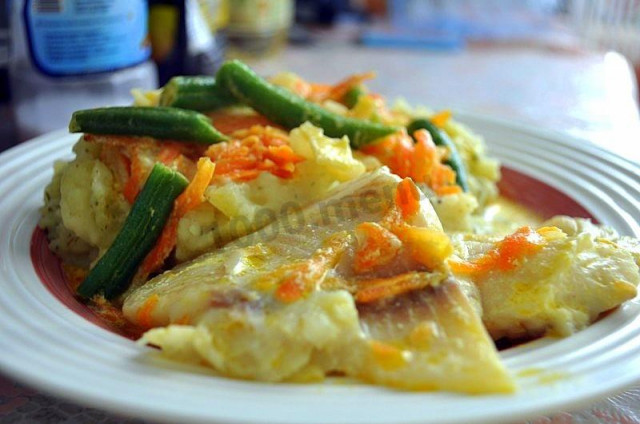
xmin=343 ymin=85 xmax=366 ymax=109
xmin=407 ymin=118 xmax=470 ymax=192
xmin=159 ymin=76 xmax=238 ymax=111
xmin=216 ymin=60 xmax=398 ymax=149
xmin=69 ymin=106 xmax=228 ymax=144
xmin=77 ymin=163 xmax=189 ymax=300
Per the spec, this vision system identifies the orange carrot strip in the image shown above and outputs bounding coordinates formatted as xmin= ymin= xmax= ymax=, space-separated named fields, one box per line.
xmin=395 ymin=178 xmax=421 ymax=220
xmin=62 ymin=263 xmax=89 ymax=292
xmin=363 ymin=129 xmax=462 ymax=195
xmin=448 ymin=259 xmax=484 ymax=275
xmin=410 ymin=130 xmax=436 ymax=183
xmin=353 ymin=222 xmax=402 ymax=274
xmin=99 ymin=146 xmax=130 ymax=188
xmin=325 ymin=71 xmax=376 ymax=102
xmin=139 ymin=157 xmax=215 ymax=276
xmin=223 ymin=169 xmax=263 ymax=182
xmin=174 ymin=157 xmax=216 ymax=216
xmin=207 ymin=111 xmax=278 ymax=135
xmin=156 ymin=146 xmax=181 ymax=165
xmin=122 ymin=147 xmax=145 ymax=204
xmin=274 ymin=279 xmax=304 ymax=303
xmin=308 ymin=83 xmax=331 ymax=100
xmin=435 ymin=185 xmax=462 ymax=196
xmin=293 ymin=78 xmax=313 ymax=98
xmin=430 ymin=109 xmax=452 ymax=128
xmin=495 ymin=227 xmax=545 ymax=271
xmin=449 ymin=227 xmax=545 ymax=277
xmin=266 ymin=145 xmax=305 ymax=166
xmin=175 ymin=314 xmax=191 ymax=325
xmin=206 ymin=126 xmax=303 ymax=182
xmin=355 ymin=272 xmax=431 ymax=304
xmin=137 ymin=294 xmax=159 ymax=329
xmin=370 ymin=340 xmax=407 ymax=370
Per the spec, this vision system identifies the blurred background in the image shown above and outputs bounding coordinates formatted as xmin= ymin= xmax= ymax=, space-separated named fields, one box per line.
xmin=1 ymin=0 xmax=639 ymax=159
xmin=0 ymin=3 xmax=639 ymax=420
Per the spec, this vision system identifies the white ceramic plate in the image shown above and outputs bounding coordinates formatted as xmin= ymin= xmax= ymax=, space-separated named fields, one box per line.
xmin=1 ymin=113 xmax=640 ymax=424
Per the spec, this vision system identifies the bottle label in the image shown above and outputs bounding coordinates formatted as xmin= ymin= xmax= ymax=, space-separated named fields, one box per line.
xmin=24 ymin=0 xmax=150 ymax=77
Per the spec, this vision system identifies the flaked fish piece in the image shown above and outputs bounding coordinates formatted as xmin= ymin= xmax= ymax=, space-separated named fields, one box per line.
xmin=124 ymin=169 xmax=513 ymax=392
xmin=357 ymin=276 xmax=514 ymax=392
xmin=543 ymin=216 xmax=640 ymax=266
xmin=124 ymin=168 xmax=439 ymax=327
xmin=450 ymin=219 xmax=639 ymax=340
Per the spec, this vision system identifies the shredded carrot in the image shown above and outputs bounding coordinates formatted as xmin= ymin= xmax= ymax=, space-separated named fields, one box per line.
xmin=85 ymin=134 xmax=201 ymax=204
xmin=99 ymin=146 xmax=130 ymax=187
xmin=430 ymin=109 xmax=452 ymax=128
xmin=137 ymin=294 xmax=159 ymax=329
xmin=175 ymin=314 xmax=191 ymax=325
xmin=122 ymin=146 xmax=145 ymax=204
xmin=361 ymin=178 xmax=454 ymax=272
xmin=206 ymin=125 xmax=304 ymax=182
xmin=395 ymin=178 xmax=421 ymax=220
xmin=84 ymin=135 xmax=197 ymax=158
xmin=156 ymin=145 xmax=182 ymax=165
xmin=293 ymin=78 xmax=313 ymax=98
xmin=83 ymin=134 xmax=154 ymax=149
xmin=361 ymin=131 xmax=414 ymax=177
xmin=362 ymin=129 xmax=461 ymax=196
xmin=412 ymin=130 xmax=461 ymax=195
xmin=271 ymin=233 xmax=350 ymax=303
xmin=139 ymin=157 xmax=216 ymax=276
xmin=207 ymin=110 xmax=278 ymax=135
xmin=293 ymin=72 xmax=376 ymax=103
xmin=62 ymin=263 xmax=88 ymax=292
xmin=370 ymin=340 xmax=407 ymax=370
xmin=353 ymin=222 xmax=402 ymax=274
xmin=355 ymin=272 xmax=432 ymax=304
xmin=174 ymin=157 xmax=216 ymax=215
xmin=89 ymin=295 xmax=145 ymax=338
xmin=434 ymin=185 xmax=462 ymax=196
xmin=274 ymin=278 xmax=305 ymax=303
xmin=307 ymin=83 xmax=331 ymax=100
xmin=449 ymin=227 xmax=545 ymax=277
xmin=325 ymin=71 xmax=376 ymax=103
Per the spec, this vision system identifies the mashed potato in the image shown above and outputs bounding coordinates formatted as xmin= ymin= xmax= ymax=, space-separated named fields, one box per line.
xmin=175 ymin=123 xmax=366 ymax=261
xmin=41 ymin=122 xmax=368 ymax=266
xmin=40 ymin=139 xmax=130 ymax=266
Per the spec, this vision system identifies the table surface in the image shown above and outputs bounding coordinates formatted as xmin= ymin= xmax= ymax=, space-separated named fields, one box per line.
xmin=1 ymin=43 xmax=640 ymax=424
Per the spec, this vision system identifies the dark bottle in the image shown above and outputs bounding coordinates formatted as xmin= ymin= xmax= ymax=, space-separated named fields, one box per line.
xmin=0 ymin=0 xmax=16 ymax=151
xmin=149 ymin=0 xmax=225 ymax=85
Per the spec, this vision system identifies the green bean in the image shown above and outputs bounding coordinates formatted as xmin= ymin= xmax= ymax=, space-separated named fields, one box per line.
xmin=69 ymin=106 xmax=227 ymax=144
xmin=343 ymin=85 xmax=365 ymax=109
xmin=216 ymin=60 xmax=398 ymax=148
xmin=77 ymin=163 xmax=188 ymax=300
xmin=159 ymin=76 xmax=237 ymax=111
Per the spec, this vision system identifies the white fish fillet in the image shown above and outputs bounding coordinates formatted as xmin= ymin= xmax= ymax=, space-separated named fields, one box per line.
xmin=124 ymin=168 xmax=514 ymax=392
xmin=451 ymin=217 xmax=639 ymax=339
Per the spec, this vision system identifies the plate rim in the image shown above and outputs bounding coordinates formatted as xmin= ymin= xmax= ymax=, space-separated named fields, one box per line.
xmin=1 ymin=115 xmax=640 ymax=424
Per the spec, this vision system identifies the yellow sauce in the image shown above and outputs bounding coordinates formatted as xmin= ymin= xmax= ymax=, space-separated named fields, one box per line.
xmin=474 ymin=196 xmax=544 ymax=236
xmin=516 ymin=368 xmax=568 ymax=385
